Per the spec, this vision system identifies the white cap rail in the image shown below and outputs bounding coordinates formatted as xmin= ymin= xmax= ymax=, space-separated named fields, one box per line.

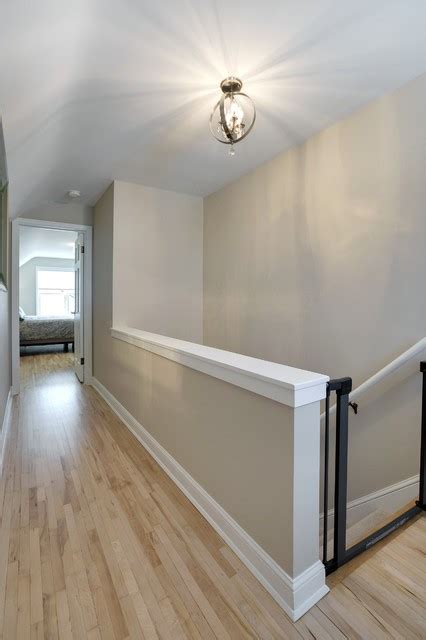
xmin=111 ymin=326 xmax=329 ymax=408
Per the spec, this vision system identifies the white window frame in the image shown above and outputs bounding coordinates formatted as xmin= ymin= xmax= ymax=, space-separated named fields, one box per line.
xmin=35 ymin=265 xmax=75 ymax=317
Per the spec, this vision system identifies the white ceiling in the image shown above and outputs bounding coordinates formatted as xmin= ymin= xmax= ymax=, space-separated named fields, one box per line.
xmin=2 ymin=0 xmax=426 ymax=217
xmin=19 ymin=227 xmax=77 ymax=266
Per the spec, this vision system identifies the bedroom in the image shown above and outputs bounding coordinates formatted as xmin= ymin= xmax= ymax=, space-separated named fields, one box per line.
xmin=18 ymin=225 xmax=77 ymax=360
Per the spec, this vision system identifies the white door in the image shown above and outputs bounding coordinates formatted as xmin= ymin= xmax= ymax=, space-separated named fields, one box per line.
xmin=74 ymin=233 xmax=84 ymax=382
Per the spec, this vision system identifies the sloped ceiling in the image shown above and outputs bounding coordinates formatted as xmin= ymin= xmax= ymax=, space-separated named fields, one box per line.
xmin=1 ymin=0 xmax=426 ymax=217
xmin=19 ymin=227 xmax=77 ymax=266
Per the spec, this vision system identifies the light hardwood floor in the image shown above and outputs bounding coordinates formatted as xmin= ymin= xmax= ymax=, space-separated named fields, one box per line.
xmin=0 ymin=352 xmax=425 ymax=639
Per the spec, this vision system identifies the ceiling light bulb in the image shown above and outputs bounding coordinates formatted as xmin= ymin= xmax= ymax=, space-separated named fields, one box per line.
xmin=224 ymin=96 xmax=245 ymax=133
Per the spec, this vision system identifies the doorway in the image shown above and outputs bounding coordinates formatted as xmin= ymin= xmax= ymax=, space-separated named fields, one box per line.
xmin=11 ymin=218 xmax=92 ymax=394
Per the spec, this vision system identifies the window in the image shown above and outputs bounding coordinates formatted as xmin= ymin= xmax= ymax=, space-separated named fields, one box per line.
xmin=36 ymin=268 xmax=75 ymax=316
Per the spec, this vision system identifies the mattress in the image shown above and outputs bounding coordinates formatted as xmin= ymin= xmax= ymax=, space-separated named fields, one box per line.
xmin=20 ymin=315 xmax=74 ymax=343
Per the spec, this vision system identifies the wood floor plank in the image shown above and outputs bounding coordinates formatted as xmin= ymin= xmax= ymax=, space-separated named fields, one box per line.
xmin=16 ymin=574 xmax=31 ymax=640
xmin=3 ymin=560 xmax=18 ymax=639
xmin=0 ymin=482 xmax=14 ymax=636
xmin=0 ymin=351 xmax=424 ymax=639
xmin=56 ymin=589 xmax=73 ymax=640
xmin=29 ymin=527 xmax=43 ymax=627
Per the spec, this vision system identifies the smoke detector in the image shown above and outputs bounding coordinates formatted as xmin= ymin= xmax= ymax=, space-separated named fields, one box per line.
xmin=67 ymin=189 xmax=81 ymax=199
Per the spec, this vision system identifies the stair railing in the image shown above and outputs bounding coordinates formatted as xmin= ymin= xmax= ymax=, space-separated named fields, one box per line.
xmin=322 ymin=337 xmax=426 ymax=420
xmin=323 ymin=362 xmax=426 ymax=575
xmin=322 ymin=377 xmax=352 ymax=569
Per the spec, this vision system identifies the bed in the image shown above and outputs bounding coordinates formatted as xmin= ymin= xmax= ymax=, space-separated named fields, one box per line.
xmin=20 ymin=314 xmax=74 ymax=351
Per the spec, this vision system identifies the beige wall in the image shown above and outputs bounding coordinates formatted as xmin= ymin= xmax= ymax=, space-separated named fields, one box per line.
xmin=204 ymin=72 xmax=426 ymax=500
xmin=93 ymin=185 xmax=320 ymax=575
xmin=93 ymin=73 xmax=426 ymax=515
xmin=113 ymin=181 xmax=203 ymax=342
xmin=98 ymin=337 xmax=299 ymax=572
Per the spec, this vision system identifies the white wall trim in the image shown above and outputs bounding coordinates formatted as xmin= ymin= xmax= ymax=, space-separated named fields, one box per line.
xmin=111 ymin=326 xmax=329 ymax=408
xmin=91 ymin=376 xmax=328 ymax=621
xmin=11 ymin=217 xmax=93 ymax=394
xmin=321 ymin=475 xmax=419 ymax=528
xmin=0 ymin=388 xmax=12 ymax=474
xmin=14 ymin=218 xmax=92 ymax=232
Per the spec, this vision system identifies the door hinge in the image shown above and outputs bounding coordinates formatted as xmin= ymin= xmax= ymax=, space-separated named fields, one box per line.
xmin=81 ymin=246 xmax=85 ymax=253
xmin=80 ymin=357 xmax=85 ymax=366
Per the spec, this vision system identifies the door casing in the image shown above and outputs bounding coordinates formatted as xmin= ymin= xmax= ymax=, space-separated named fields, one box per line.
xmin=73 ymin=231 xmax=85 ymax=382
xmin=11 ymin=218 xmax=93 ymax=394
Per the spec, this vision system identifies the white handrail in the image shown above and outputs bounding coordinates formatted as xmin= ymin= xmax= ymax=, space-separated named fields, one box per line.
xmin=323 ymin=337 xmax=426 ymax=419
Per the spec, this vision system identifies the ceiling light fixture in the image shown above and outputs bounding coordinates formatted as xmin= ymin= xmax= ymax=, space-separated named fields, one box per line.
xmin=67 ymin=189 xmax=81 ymax=199
xmin=209 ymin=77 xmax=256 ymax=156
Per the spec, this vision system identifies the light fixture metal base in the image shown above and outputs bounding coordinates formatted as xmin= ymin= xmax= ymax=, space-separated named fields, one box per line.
xmin=220 ymin=76 xmax=243 ymax=93
xmin=67 ymin=190 xmax=81 ymax=199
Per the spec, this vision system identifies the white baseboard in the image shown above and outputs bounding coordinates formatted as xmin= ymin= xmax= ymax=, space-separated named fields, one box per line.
xmin=0 ymin=388 xmax=13 ymax=474
xmin=91 ymin=377 xmax=328 ymax=621
xmin=321 ymin=475 xmax=419 ymax=528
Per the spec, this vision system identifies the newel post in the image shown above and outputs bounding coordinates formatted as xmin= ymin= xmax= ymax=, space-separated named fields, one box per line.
xmin=289 ymin=397 xmax=329 ymax=620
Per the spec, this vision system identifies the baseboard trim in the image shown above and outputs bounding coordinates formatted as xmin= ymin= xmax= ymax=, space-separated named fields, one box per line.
xmin=320 ymin=475 xmax=419 ymax=528
xmin=0 ymin=388 xmax=13 ymax=475
xmin=91 ymin=377 xmax=328 ymax=621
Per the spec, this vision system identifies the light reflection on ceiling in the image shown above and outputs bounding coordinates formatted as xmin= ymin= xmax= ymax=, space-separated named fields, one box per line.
xmin=1 ymin=0 xmax=426 ymax=216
